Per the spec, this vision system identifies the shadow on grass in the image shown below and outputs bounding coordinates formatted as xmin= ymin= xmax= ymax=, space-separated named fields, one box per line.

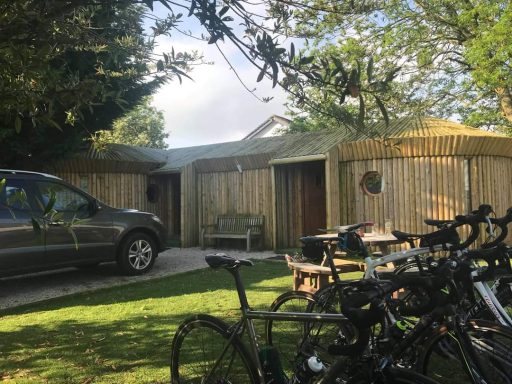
xmin=0 ymin=313 xmax=190 ymax=382
xmin=0 ymin=260 xmax=295 ymax=383
xmin=0 ymin=260 xmax=292 ymax=316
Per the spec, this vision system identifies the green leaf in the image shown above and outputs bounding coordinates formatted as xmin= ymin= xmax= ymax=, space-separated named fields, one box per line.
xmin=257 ymin=64 xmax=267 ymax=82
xmin=339 ymin=90 xmax=347 ymax=105
xmin=385 ymin=67 xmax=401 ymax=83
xmin=142 ymin=0 xmax=153 ymax=11
xmin=171 ymin=67 xmax=193 ymax=81
xmin=219 ymin=6 xmax=229 ymax=17
xmin=332 ymin=57 xmax=348 ymax=82
xmin=156 ymin=60 xmax=164 ymax=72
xmin=271 ymin=62 xmax=279 ymax=88
xmin=15 ymin=116 xmax=22 ymax=133
xmin=31 ymin=218 xmax=41 ymax=236
xmin=358 ymin=94 xmax=366 ymax=124
xmin=188 ymin=0 xmax=196 ymax=16
xmin=299 ymin=56 xmax=315 ymax=65
xmin=52 ymin=211 xmax=64 ymax=222
xmin=67 ymin=227 xmax=79 ymax=251
xmin=159 ymin=0 xmax=172 ymax=10
xmin=43 ymin=190 xmax=56 ymax=215
xmin=374 ymin=95 xmax=389 ymax=126
xmin=367 ymin=57 xmax=374 ymax=82
xmin=0 ymin=178 xmax=5 ymax=193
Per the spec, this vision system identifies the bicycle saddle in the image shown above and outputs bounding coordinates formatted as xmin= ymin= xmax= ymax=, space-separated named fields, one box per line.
xmin=205 ymin=253 xmax=254 ymax=268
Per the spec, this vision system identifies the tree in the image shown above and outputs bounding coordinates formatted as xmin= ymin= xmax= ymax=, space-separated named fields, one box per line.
xmin=1 ymin=0 xmax=397 ymax=168
xmin=0 ymin=1 xmax=199 ymax=166
xmin=94 ymin=97 xmax=168 ymax=149
xmin=284 ymin=1 xmax=512 ymax=133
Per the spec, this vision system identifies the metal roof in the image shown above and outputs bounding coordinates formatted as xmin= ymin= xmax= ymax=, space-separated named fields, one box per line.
xmin=85 ymin=143 xmax=169 ymax=163
xmin=359 ymin=117 xmax=504 ymax=139
xmin=152 ymin=136 xmax=292 ymax=173
xmin=78 ymin=117 xmax=508 ymax=174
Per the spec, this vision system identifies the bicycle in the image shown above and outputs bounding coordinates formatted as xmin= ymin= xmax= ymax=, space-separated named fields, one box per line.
xmin=170 ymin=253 xmax=441 ymax=384
xmin=266 ymin=220 xmax=467 ymax=371
xmin=393 ymin=207 xmax=512 ymax=326
xmin=266 ymin=209 xmax=512 ymax=384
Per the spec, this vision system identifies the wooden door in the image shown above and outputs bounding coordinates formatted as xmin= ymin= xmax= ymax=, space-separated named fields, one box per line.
xmin=302 ymin=161 xmax=326 ymax=236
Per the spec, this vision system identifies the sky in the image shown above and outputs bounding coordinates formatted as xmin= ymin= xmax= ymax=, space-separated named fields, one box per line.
xmin=147 ymin=4 xmax=290 ymax=149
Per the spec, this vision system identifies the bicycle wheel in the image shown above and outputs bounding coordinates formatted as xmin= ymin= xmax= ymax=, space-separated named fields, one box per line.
xmin=265 ymin=290 xmax=317 ymax=375
xmin=418 ymin=319 xmax=512 ymax=384
xmin=393 ymin=259 xmax=429 ymax=275
xmin=171 ymin=314 xmax=258 ymax=384
xmin=307 ymin=283 xmax=358 ymax=361
xmin=346 ymin=366 xmax=441 ymax=384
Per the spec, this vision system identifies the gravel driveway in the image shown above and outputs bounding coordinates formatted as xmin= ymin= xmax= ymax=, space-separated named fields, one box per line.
xmin=0 ymin=247 xmax=280 ymax=310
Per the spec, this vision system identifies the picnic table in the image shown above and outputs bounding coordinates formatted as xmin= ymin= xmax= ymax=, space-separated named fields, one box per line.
xmin=287 ymin=233 xmax=403 ymax=293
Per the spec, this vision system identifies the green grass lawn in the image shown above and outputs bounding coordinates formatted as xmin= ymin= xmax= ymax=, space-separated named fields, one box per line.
xmin=0 ymin=258 xmax=483 ymax=384
xmin=1 ymin=260 xmax=363 ymax=383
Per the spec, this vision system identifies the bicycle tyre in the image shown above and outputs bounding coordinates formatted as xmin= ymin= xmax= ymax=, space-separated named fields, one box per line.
xmin=265 ymin=290 xmax=317 ymax=375
xmin=171 ymin=314 xmax=258 ymax=384
xmin=346 ymin=366 xmax=441 ymax=384
xmin=418 ymin=319 xmax=512 ymax=384
xmin=307 ymin=283 xmax=358 ymax=360
xmin=392 ymin=260 xmax=436 ymax=309
xmin=267 ymin=286 xmax=357 ymax=370
xmin=393 ymin=259 xmax=429 ymax=275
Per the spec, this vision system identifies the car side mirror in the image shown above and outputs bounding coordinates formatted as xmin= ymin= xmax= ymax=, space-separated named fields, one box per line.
xmin=92 ymin=199 xmax=102 ymax=213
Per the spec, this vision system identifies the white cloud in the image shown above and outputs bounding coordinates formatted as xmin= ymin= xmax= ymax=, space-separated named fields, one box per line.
xmin=147 ymin=3 xmax=289 ymax=149
xmin=151 ymin=38 xmax=288 ymax=148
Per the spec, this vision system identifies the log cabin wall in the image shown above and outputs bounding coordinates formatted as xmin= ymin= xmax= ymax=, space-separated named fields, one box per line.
xmin=196 ymin=167 xmax=274 ymax=249
xmin=55 ymin=171 xmax=151 ymax=212
xmin=325 ymin=147 xmax=341 ymax=231
xmin=180 ymin=163 xmax=197 ymax=247
xmin=470 ymin=156 xmax=512 ymax=244
xmin=339 ymin=156 xmax=466 ymax=235
xmin=53 ymin=171 xmax=176 ymax=239
xmin=338 ymin=155 xmax=512 ymax=247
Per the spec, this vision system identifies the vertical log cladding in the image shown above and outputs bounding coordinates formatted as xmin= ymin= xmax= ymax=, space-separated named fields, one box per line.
xmin=52 ymin=171 xmax=174 ymax=237
xmin=338 ymin=155 xmax=512 ymax=246
xmin=197 ymin=168 xmax=273 ymax=249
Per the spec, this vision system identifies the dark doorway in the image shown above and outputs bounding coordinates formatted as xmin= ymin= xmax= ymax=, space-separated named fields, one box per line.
xmin=302 ymin=161 xmax=326 ymax=236
xmin=170 ymin=174 xmax=181 ymax=236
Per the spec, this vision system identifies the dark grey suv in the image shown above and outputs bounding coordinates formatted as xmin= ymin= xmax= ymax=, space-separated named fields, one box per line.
xmin=0 ymin=170 xmax=167 ymax=277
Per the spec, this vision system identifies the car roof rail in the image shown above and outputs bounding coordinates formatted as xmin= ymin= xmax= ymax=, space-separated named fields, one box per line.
xmin=0 ymin=169 xmax=61 ymax=180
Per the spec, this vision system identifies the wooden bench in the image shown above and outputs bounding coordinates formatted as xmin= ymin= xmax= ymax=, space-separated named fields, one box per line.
xmin=200 ymin=215 xmax=264 ymax=252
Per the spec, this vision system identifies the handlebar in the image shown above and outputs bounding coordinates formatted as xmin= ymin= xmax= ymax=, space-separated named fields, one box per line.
xmin=449 ymin=204 xmax=494 ymax=250
xmin=483 ymin=207 xmax=512 ymax=248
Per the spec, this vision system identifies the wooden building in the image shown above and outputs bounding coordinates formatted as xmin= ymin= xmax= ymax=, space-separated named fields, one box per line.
xmin=45 ymin=117 xmax=512 ymax=249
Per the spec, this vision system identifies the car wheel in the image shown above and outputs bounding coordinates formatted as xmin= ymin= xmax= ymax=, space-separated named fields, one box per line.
xmin=117 ymin=233 xmax=156 ymax=275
